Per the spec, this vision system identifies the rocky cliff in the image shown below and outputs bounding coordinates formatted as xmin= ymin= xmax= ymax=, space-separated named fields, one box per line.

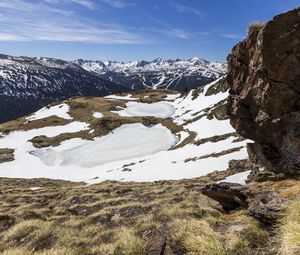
xmin=227 ymin=7 xmax=300 ymax=175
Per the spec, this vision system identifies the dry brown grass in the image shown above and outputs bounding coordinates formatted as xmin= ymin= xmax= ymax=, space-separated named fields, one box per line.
xmin=278 ymin=196 xmax=300 ymax=255
xmin=0 ymin=164 xmax=272 ymax=255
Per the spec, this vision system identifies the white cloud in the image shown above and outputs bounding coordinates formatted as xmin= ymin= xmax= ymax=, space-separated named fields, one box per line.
xmin=221 ymin=33 xmax=242 ymax=39
xmin=0 ymin=33 xmax=26 ymax=41
xmin=101 ymin=0 xmax=128 ymax=8
xmin=141 ymin=14 xmax=192 ymax=40
xmin=167 ymin=29 xmax=191 ymax=39
xmin=0 ymin=0 xmax=143 ymax=44
xmin=169 ymin=1 xmax=204 ymax=17
xmin=45 ymin=0 xmax=96 ymax=10
xmin=0 ymin=0 xmax=72 ymax=16
xmin=68 ymin=0 xmax=96 ymax=9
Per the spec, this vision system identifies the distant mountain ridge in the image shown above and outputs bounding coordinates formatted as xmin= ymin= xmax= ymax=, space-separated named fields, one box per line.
xmin=0 ymin=54 xmax=226 ymax=123
xmin=0 ymin=54 xmax=128 ymax=123
xmin=74 ymin=57 xmax=227 ymax=91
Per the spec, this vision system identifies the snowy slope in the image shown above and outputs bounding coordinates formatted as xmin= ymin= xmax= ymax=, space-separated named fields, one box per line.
xmin=75 ymin=57 xmax=227 ymax=91
xmin=0 ymin=77 xmax=250 ymax=183
xmin=0 ymin=54 xmax=128 ymax=123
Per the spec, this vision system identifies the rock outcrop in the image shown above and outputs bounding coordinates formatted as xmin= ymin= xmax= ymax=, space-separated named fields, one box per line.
xmin=203 ymin=182 xmax=288 ymax=224
xmin=202 ymin=182 xmax=248 ymax=211
xmin=247 ymin=189 xmax=287 ymax=224
xmin=227 ymin=7 xmax=300 ymax=175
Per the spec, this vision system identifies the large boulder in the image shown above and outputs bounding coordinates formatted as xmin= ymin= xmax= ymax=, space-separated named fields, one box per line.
xmin=227 ymin=8 xmax=300 ymax=175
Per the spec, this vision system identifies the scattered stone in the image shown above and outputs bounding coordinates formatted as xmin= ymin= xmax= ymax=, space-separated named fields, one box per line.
xmin=202 ymin=182 xmax=249 ymax=211
xmin=202 ymin=183 xmax=288 ymax=224
xmin=147 ymin=225 xmax=168 ymax=255
xmin=119 ymin=205 xmax=150 ymax=218
xmin=111 ymin=213 xmax=121 ymax=222
xmin=248 ymin=189 xmax=288 ymax=224
xmin=0 ymin=215 xmax=15 ymax=232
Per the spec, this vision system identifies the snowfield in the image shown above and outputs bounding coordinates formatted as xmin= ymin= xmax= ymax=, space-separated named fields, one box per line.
xmin=33 ymin=124 xmax=177 ymax=168
xmin=0 ymin=121 xmax=89 ymax=148
xmin=0 ymin=77 xmax=250 ymax=183
xmin=113 ymin=102 xmax=175 ymax=118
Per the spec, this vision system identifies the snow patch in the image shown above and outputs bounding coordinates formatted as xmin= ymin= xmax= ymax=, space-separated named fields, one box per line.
xmin=26 ymin=103 xmax=72 ymax=121
xmin=218 ymin=171 xmax=250 ymax=185
xmin=165 ymin=94 xmax=180 ymax=101
xmin=105 ymin=94 xmax=137 ymax=101
xmin=0 ymin=121 xmax=89 ymax=149
xmin=29 ymin=187 xmax=41 ymax=191
xmin=93 ymin=112 xmax=103 ymax=118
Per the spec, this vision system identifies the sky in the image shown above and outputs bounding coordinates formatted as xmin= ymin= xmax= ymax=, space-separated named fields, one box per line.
xmin=0 ymin=0 xmax=299 ymax=62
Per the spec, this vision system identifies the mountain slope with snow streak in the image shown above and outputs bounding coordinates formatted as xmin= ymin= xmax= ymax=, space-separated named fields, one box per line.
xmin=75 ymin=57 xmax=227 ymax=91
xmin=0 ymin=77 xmax=249 ymax=183
xmin=0 ymin=54 xmax=129 ymax=123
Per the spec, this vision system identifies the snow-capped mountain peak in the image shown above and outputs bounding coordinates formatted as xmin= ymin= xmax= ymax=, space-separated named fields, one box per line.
xmin=75 ymin=57 xmax=227 ymax=91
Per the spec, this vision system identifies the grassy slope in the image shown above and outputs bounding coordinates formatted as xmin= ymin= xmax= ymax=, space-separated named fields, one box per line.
xmin=0 ymin=174 xmax=269 ymax=255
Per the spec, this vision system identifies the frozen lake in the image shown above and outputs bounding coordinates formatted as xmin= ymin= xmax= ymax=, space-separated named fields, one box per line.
xmin=33 ymin=123 xmax=177 ymax=168
xmin=113 ymin=102 xmax=175 ymax=118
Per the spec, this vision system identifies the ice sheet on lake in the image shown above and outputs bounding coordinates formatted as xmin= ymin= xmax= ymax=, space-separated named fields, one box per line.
xmin=113 ymin=102 xmax=175 ymax=118
xmin=32 ymin=123 xmax=177 ymax=168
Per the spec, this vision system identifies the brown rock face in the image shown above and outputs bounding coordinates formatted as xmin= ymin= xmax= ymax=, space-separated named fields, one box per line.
xmin=227 ymin=8 xmax=300 ymax=175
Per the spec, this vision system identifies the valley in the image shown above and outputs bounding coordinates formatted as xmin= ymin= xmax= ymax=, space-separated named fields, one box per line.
xmin=0 ymin=77 xmax=248 ymax=183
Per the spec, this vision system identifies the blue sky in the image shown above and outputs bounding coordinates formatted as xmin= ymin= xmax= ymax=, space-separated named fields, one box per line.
xmin=0 ymin=0 xmax=299 ymax=62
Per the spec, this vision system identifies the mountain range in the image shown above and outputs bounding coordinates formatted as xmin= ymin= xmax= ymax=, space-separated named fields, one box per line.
xmin=0 ymin=54 xmax=127 ymax=123
xmin=0 ymin=54 xmax=226 ymax=123
xmin=75 ymin=57 xmax=226 ymax=91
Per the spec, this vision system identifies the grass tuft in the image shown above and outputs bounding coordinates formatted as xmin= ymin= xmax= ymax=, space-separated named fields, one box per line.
xmin=279 ymin=196 xmax=300 ymax=255
xmin=248 ymin=21 xmax=264 ymax=33
xmin=169 ymin=219 xmax=227 ymax=255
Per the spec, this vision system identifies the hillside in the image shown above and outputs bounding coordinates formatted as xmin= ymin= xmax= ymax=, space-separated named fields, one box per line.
xmin=0 ymin=77 xmax=275 ymax=255
xmin=0 ymin=77 xmax=248 ymax=183
xmin=2 ymin=73 xmax=298 ymax=254
xmin=0 ymin=54 xmax=128 ymax=124
xmin=75 ymin=57 xmax=226 ymax=91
